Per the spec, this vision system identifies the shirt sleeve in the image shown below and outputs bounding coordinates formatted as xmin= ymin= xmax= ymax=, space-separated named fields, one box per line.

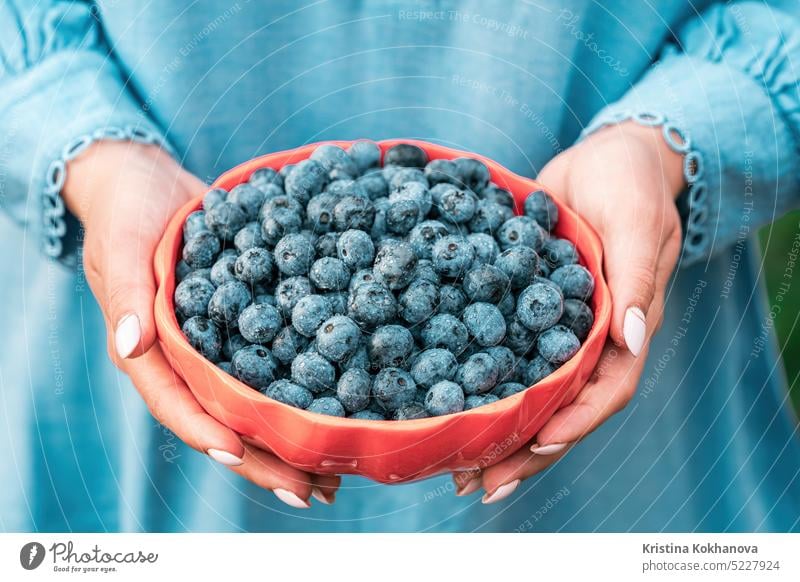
xmin=582 ymin=1 xmax=800 ymax=266
xmin=0 ymin=1 xmax=170 ymax=266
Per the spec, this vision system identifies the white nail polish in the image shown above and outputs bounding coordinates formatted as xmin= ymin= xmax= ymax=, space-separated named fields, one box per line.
xmin=274 ymin=488 xmax=311 ymax=509
xmin=623 ymin=307 xmax=647 ymax=357
xmin=207 ymin=448 xmax=244 ymax=466
xmin=482 ymin=479 xmax=520 ymax=504
xmin=456 ymin=477 xmax=483 ymax=497
xmin=530 ymin=442 xmax=569 ymax=455
xmin=311 ymin=487 xmax=333 ymax=505
xmin=115 ymin=314 xmax=141 ymax=359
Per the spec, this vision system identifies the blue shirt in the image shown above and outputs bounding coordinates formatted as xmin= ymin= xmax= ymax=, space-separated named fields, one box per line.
xmin=1 ymin=0 xmax=799 ymax=531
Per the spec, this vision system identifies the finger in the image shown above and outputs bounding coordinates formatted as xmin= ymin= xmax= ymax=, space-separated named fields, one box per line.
xmin=311 ymin=474 xmax=342 ymax=505
xmin=480 ymin=445 xmax=569 ymax=503
xmin=122 ymin=345 xmax=245 ymax=463
xmin=227 ymin=444 xmax=316 ymax=509
xmin=451 ymin=468 xmax=484 ymax=497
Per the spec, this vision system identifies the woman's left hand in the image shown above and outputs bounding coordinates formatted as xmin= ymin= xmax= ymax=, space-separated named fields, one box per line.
xmin=452 ymin=121 xmax=686 ymax=503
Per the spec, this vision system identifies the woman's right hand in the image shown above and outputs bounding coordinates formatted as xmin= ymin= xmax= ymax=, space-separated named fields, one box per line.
xmin=63 ymin=141 xmax=338 ymax=508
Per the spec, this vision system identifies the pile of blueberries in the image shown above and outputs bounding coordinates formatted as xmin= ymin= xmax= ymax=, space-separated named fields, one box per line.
xmin=174 ymin=141 xmax=595 ymax=420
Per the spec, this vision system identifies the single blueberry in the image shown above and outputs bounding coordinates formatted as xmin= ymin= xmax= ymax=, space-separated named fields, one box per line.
xmin=386 ymin=199 xmax=421 ymax=235
xmin=559 ymin=298 xmax=594 ymax=341
xmin=388 ymin=167 xmax=428 ymax=193
xmin=373 ymin=368 xmax=417 ymax=412
xmin=228 ymin=183 xmax=266 ymax=221
xmin=453 ymin=157 xmax=490 ymax=191
xmin=468 ymin=233 xmax=500 ymax=265
xmin=182 ymin=316 xmax=222 ymax=362
xmin=411 ymin=259 xmax=440 ymax=284
xmin=208 ymin=280 xmax=252 ymax=328
xmin=369 ymin=324 xmax=414 ymax=369
xmin=309 ymin=257 xmax=350 ymax=291
xmin=542 ymin=238 xmax=579 ymax=270
xmin=347 ymin=281 xmax=397 ymax=328
xmin=398 ymin=279 xmax=439 ymax=325
xmin=456 ymin=352 xmax=500 ymax=395
xmin=495 ymin=382 xmax=528 ymax=399
xmin=311 ymin=144 xmax=358 ymax=181
xmin=336 ymin=368 xmax=372 ymax=413
xmin=463 ymin=264 xmax=511 ymax=303
xmin=504 ymin=315 xmax=538 ymax=356
xmin=464 ymin=393 xmax=500 ymax=410
xmin=232 ymin=344 xmax=278 ymax=390
xmin=349 ymin=268 xmax=376 ymax=292
xmin=210 ymin=253 xmax=238 ymax=286
xmin=523 ymin=190 xmax=559 ymax=231
xmin=325 ymin=291 xmax=348 ymax=315
xmin=390 ymin=181 xmax=432 ymax=216
xmin=384 ymin=143 xmax=428 ymax=168
xmin=326 ymin=179 xmax=369 ymax=199
xmin=495 ymin=246 xmax=540 ymax=289
xmin=485 ymin=346 xmax=516 ymax=382
xmin=174 ymin=276 xmax=215 ymax=319
xmin=203 ymin=188 xmax=227 ymax=211
xmin=184 ymin=210 xmax=210 ymax=240
xmin=273 ymin=233 xmax=315 ymax=276
xmin=291 ymin=294 xmax=334 ymax=337
xmin=408 ymin=220 xmax=449 ymax=260
xmin=234 ymin=221 xmax=267 ymax=253
xmin=432 ymin=235 xmax=475 ymax=278
xmin=238 ymin=303 xmax=281 ymax=344
xmin=260 ymin=207 xmax=302 ymax=246
xmin=260 ymin=194 xmax=304 ymax=219
xmin=479 ymin=184 xmax=514 ymax=208
xmin=524 ymin=354 xmax=557 ymax=385
xmin=424 ymin=380 xmax=465 ymax=416
xmin=234 ymin=247 xmax=274 ymax=285
xmin=497 ymin=216 xmax=545 ymax=252
xmin=424 ymin=159 xmax=459 ymax=185
xmin=271 ymin=325 xmax=309 ymax=365
xmin=537 ymin=325 xmax=581 ymax=364
xmin=333 ymin=195 xmax=375 ymax=231
xmin=410 ymin=348 xmax=458 ymax=388
xmin=248 ymin=167 xmax=284 ymax=192
xmin=307 ymin=397 xmax=346 ymax=417
xmin=306 ymin=192 xmax=338 ymax=234
xmin=421 ymin=314 xmax=469 ymax=355
xmin=372 ymin=240 xmax=417 ymax=290
xmin=291 ymin=351 xmax=336 ymax=393
xmin=205 ymin=200 xmax=247 ymax=241
xmin=439 ymin=187 xmax=476 ymax=224
xmin=315 ymin=232 xmax=340 ymax=260
xmin=182 ymin=231 xmax=221 ymax=269
xmin=468 ymin=200 xmax=508 ymax=234
xmin=275 ymin=276 xmax=313 ymax=316
xmin=284 ymin=159 xmax=327 ymax=204
xmin=337 ymin=229 xmax=375 ymax=270
xmin=549 ymin=264 xmax=595 ymax=300
xmin=265 ymin=379 xmax=313 ymax=409
xmin=357 ymin=173 xmax=389 ymax=200
xmin=516 ymin=282 xmax=564 ymax=332
xmin=316 ymin=315 xmax=362 ymax=362
xmin=347 ymin=140 xmax=381 ymax=174
xmin=350 ymin=410 xmax=386 ymax=421
xmin=462 ymin=302 xmax=507 ymax=347
xmin=437 ymin=284 xmax=467 ymax=315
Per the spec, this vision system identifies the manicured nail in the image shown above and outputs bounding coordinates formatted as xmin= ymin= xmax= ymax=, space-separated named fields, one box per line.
xmin=623 ymin=306 xmax=647 ymax=357
xmin=482 ymin=479 xmax=520 ymax=504
xmin=274 ymin=489 xmax=311 ymax=509
xmin=311 ymin=487 xmax=334 ymax=505
xmin=530 ymin=442 xmax=569 ymax=455
xmin=115 ymin=314 xmax=142 ymax=359
xmin=207 ymin=448 xmax=244 ymax=467
xmin=456 ymin=477 xmax=483 ymax=497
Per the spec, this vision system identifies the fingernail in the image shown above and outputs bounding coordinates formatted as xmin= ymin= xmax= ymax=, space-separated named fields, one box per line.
xmin=207 ymin=448 xmax=244 ymax=467
xmin=530 ymin=442 xmax=569 ymax=455
xmin=115 ymin=314 xmax=142 ymax=359
xmin=456 ymin=477 xmax=483 ymax=497
xmin=482 ymin=479 xmax=520 ymax=504
xmin=274 ymin=489 xmax=311 ymax=509
xmin=311 ymin=487 xmax=334 ymax=505
xmin=623 ymin=306 xmax=647 ymax=357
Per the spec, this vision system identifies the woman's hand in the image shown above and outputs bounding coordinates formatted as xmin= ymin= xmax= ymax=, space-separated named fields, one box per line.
xmin=64 ymin=141 xmax=338 ymax=508
xmin=453 ymin=122 xmax=685 ymax=503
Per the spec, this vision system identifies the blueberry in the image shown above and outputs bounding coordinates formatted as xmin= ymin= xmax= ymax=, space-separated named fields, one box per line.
xmin=542 ymin=238 xmax=578 ymax=270
xmin=410 ymin=348 xmax=458 ymax=388
xmin=176 ymin=260 xmax=192 ymax=282
xmin=307 ymin=397 xmax=346 ymax=417
xmin=340 ymin=342 xmax=369 ymax=371
xmin=462 ymin=302 xmax=507 ymax=347
xmin=523 ymin=190 xmax=559 ymax=231
xmin=370 ymin=198 xmax=389 ymax=240
xmin=272 ymin=233 xmax=314 ymax=276
xmin=393 ymin=403 xmax=429 ymax=420
xmin=384 ymin=143 xmax=428 ymax=168
xmin=424 ymin=381 xmax=465 ymax=416
xmin=315 ymin=233 xmax=340 ymax=260
xmin=248 ymin=167 xmax=284 ymax=192
xmin=336 ymin=368 xmax=372 ymax=413
xmin=390 ymin=181 xmax=432 ymax=216
xmin=424 ymin=159 xmax=458 ymax=185
xmin=439 ymin=187 xmax=476 ymax=224
xmin=205 ymin=200 xmax=247 ymax=241
xmin=357 ymin=173 xmax=389 ymax=200
xmin=326 ymin=179 xmax=369 ymax=199
xmin=468 ymin=233 xmax=500 ymax=265
xmin=271 ymin=325 xmax=309 ymax=365
xmin=203 ymin=188 xmax=227 ymax=210
xmin=234 ymin=247 xmax=274 ymax=285
xmin=432 ymin=236 xmax=475 ymax=278
xmin=398 ymin=279 xmax=439 ymax=325
xmin=524 ymin=354 xmax=557 ymax=385
xmin=337 ymin=229 xmax=375 ymax=270
xmin=184 ymin=210 xmax=210 ymax=240
xmin=316 ymin=315 xmax=362 ymax=362
xmin=559 ymin=298 xmax=594 ymax=341
xmin=253 ymin=293 xmax=277 ymax=306
xmin=468 ymin=200 xmax=508 ymax=234
xmin=408 ymin=220 xmax=449 ymax=260
xmin=464 ymin=393 xmax=500 ymax=410
xmin=350 ymin=410 xmax=386 ymax=421
xmin=228 ymin=183 xmax=266 ymax=221
xmin=479 ymin=184 xmax=514 ymax=208
xmin=455 ymin=352 xmax=500 ymax=395
xmin=275 ymin=276 xmax=312 ymax=316
xmin=369 ymin=325 xmax=414 ymax=368
xmin=309 ymin=257 xmax=350 ymax=291
xmin=183 ymin=268 xmax=212 ymax=283
xmin=285 ymin=159 xmax=327 ymax=204
xmin=208 ymin=280 xmax=252 ymax=328
xmin=386 ymin=199 xmax=421 ymax=235
xmin=174 ymin=276 xmax=215 ymax=319
xmin=437 ymin=284 xmax=467 ymax=315
xmin=265 ymin=379 xmax=313 ymax=409
xmin=222 ymin=332 xmax=250 ymax=361
xmin=260 ymin=194 xmax=304 ymax=219
xmin=217 ymin=361 xmax=233 ymax=374
xmin=453 ymin=157 xmax=490 ymax=191
xmin=182 ymin=231 xmax=221 ymax=268
xmin=372 ymin=240 xmax=417 ymax=290
xmin=279 ymin=163 xmax=295 ymax=179
xmin=311 ymin=144 xmax=358 ymax=180
xmin=306 ymin=192 xmax=338 ymax=234
xmin=291 ymin=294 xmax=333 ymax=337
xmin=388 ymin=168 xmax=428 ymax=194
xmin=485 ymin=346 xmax=516 ymax=382
xmin=463 ymin=264 xmax=511 ymax=303
xmin=411 ymin=259 xmax=440 ymax=284
xmin=549 ymin=264 xmax=594 ymax=300
xmin=238 ymin=303 xmax=281 ymax=344
xmin=537 ymin=325 xmax=580 ymax=364
xmin=495 ymin=382 xmax=527 ymax=399
xmin=373 ymin=368 xmax=417 ymax=412
xmin=261 ymin=207 xmax=302 ymax=246
xmin=333 ymin=195 xmax=375 ymax=231
xmin=325 ymin=291 xmax=348 ymax=315
xmin=421 ymin=314 xmax=469 ymax=355
xmin=504 ymin=315 xmax=538 ymax=356
xmin=495 ymin=246 xmax=539 ymax=289
xmin=182 ymin=316 xmax=222 ymax=362
xmin=497 ymin=216 xmax=545 ymax=252
xmin=498 ymin=291 xmax=516 ymax=317
xmin=210 ymin=253 xmax=238 ymax=286
xmin=516 ymin=282 xmax=564 ymax=332
xmin=234 ymin=221 xmax=266 ymax=253
xmin=291 ymin=351 xmax=336 ymax=393
xmin=349 ymin=268 xmax=376 ymax=291
xmin=232 ymin=345 xmax=278 ymax=389
xmin=347 ymin=281 xmax=397 ymax=328
xmin=347 ymin=140 xmax=381 ymax=174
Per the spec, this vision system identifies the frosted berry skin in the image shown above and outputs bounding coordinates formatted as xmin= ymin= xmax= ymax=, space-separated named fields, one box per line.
xmin=464 ymin=393 xmax=500 ymax=410
xmin=494 ymin=382 xmax=528 ymax=399
xmin=424 ymin=380 xmax=466 ymax=416
xmin=309 ymin=257 xmax=350 ymax=291
xmin=495 ymin=246 xmax=539 ymax=289
xmin=384 ymin=143 xmax=428 ymax=168
xmin=183 ymin=210 xmax=209 ymax=239
xmin=308 ymin=397 xmax=347 ymax=417
xmin=456 ymin=352 xmax=500 ymax=395
xmin=274 ymin=233 xmax=315 ymax=276
xmin=439 ymin=187 xmax=476 ymax=224
xmin=398 ymin=279 xmax=439 ymax=325
xmin=560 ymin=298 xmax=595 ymax=341
xmin=432 ymin=235 xmax=475 ymax=278
xmin=234 ymin=247 xmax=274 ymax=285
xmin=311 ymin=144 xmax=358 ymax=181
xmin=291 ymin=352 xmax=336 ymax=393
xmin=285 ymin=159 xmax=327 ymax=204
xmin=468 ymin=200 xmax=508 ymax=234
xmin=347 ymin=140 xmax=381 ymax=174
xmin=453 ymin=157 xmax=490 ymax=192
xmin=228 ymin=183 xmax=266 ymax=221
xmin=333 ymin=195 xmax=375 ymax=231
xmin=347 ymin=281 xmax=397 ymax=328
xmin=232 ymin=345 xmax=279 ymax=390
xmin=462 ymin=302 xmax=507 ymax=347
xmin=291 ymin=294 xmax=333 ymax=337
xmin=174 ymin=276 xmax=215 ymax=319
xmin=368 ymin=325 xmax=414 ymax=368
xmin=408 ymin=220 xmax=449 ymax=260
xmin=372 ymin=240 xmax=417 ymax=290
xmin=234 ymin=222 xmax=266 ymax=253
xmin=337 ymin=229 xmax=375 ymax=270
xmin=410 ymin=348 xmax=458 ymax=388
xmin=203 ymin=187 xmax=227 ymax=210
xmin=336 ymin=368 xmax=372 ymax=413
xmin=182 ymin=316 xmax=222 ymax=362
xmin=238 ymin=303 xmax=282 ymax=344
xmin=537 ymin=325 xmax=581 ymax=364
xmin=523 ymin=189 xmax=559 ymax=231
xmin=306 ymin=192 xmax=338 ymax=233
xmin=437 ymin=284 xmax=467 ymax=315
xmin=516 ymin=282 xmax=565 ymax=332
xmin=497 ymin=216 xmax=545 ymax=252
xmin=316 ymin=315 xmax=362 ymax=363
xmin=542 ymin=238 xmax=579 ymax=270
xmin=248 ymin=167 xmax=283 ymax=192
xmin=271 ymin=326 xmax=309 ymax=365
xmin=350 ymin=410 xmax=386 ymax=420
xmin=222 ymin=333 xmax=250 ymax=361
xmin=182 ymin=231 xmax=221 ymax=268
xmin=275 ymin=276 xmax=313 ymax=317
xmin=205 ymin=200 xmax=248 ymax=241
xmin=208 ymin=280 xmax=252 ymax=328
xmin=373 ymin=368 xmax=417 ymax=412
xmin=467 ymin=233 xmax=500 ymax=265
xmin=424 ymin=158 xmax=458 ymax=185
xmin=462 ymin=264 xmax=510 ymax=303
xmin=550 ymin=264 xmax=595 ymax=301
xmin=486 ymin=346 xmax=516 ymax=382
xmin=421 ymin=314 xmax=469 ymax=355
xmin=524 ymin=354 xmax=557 ymax=386
xmin=265 ymin=379 xmax=313 ymax=409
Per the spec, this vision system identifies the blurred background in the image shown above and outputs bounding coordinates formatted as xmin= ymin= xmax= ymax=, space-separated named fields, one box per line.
xmin=760 ymin=211 xmax=800 ymax=414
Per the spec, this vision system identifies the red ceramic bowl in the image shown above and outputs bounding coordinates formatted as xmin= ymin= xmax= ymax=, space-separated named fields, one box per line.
xmin=154 ymin=139 xmax=610 ymax=483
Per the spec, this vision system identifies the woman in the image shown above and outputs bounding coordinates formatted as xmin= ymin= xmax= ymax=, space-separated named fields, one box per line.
xmin=1 ymin=0 xmax=798 ymax=531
